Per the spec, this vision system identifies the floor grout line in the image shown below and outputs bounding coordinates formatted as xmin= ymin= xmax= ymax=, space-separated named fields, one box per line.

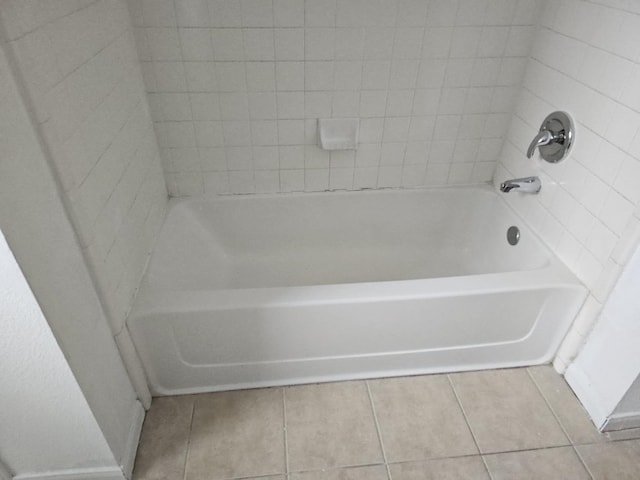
xmin=282 ymin=387 xmax=290 ymax=479
xmin=182 ymin=397 xmax=197 ymax=480
xmin=526 ymin=368 xmax=573 ymax=444
xmin=446 ymin=373 xmax=494 ymax=480
xmin=526 ymin=368 xmax=595 ymax=480
xmin=138 ymin=369 xmax=640 ymax=479
xmin=572 ymin=444 xmax=597 ymax=480
xmin=365 ymin=380 xmax=393 ymax=480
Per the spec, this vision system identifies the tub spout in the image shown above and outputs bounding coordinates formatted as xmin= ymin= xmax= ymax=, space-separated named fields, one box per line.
xmin=500 ymin=176 xmax=541 ymax=194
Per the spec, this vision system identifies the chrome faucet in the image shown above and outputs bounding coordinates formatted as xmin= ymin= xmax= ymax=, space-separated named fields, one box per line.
xmin=500 ymin=176 xmax=541 ymax=194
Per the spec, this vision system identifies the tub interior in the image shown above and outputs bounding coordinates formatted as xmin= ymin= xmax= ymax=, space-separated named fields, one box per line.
xmin=142 ymin=188 xmax=550 ymax=291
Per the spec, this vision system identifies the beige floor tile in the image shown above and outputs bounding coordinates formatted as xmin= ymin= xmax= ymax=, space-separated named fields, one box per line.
xmin=133 ymin=396 xmax=194 ymax=480
xmin=450 ymin=369 xmax=568 ymax=453
xmin=577 ymin=439 xmax=640 ymax=479
xmin=185 ymin=388 xmax=285 ymax=480
xmin=285 ymin=381 xmax=383 ymax=471
xmin=484 ymin=446 xmax=590 ymax=479
xmin=289 ymin=465 xmax=388 ymax=480
xmin=389 ymin=456 xmax=489 ymax=479
xmin=369 ymin=375 xmax=478 ymax=462
xmin=528 ymin=366 xmax=606 ymax=444
xmin=241 ymin=477 xmax=285 ymax=480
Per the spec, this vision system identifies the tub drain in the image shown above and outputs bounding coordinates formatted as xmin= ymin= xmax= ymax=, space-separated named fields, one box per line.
xmin=507 ymin=226 xmax=520 ymax=246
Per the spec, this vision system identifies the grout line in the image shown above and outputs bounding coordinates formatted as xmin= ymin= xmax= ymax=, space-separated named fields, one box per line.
xmin=182 ymin=397 xmax=197 ymax=480
xmin=269 ymin=0 xmax=283 ymax=193
xmin=282 ymin=387 xmax=290 ymax=477
xmin=572 ymin=444 xmax=597 ymax=480
xmin=526 ymin=367 xmax=573 ymax=444
xmin=365 ymin=380 xmax=392 ymax=480
xmin=172 ymin=0 xmax=204 ymax=195
xmin=446 ymin=374 xmax=494 ymax=480
xmin=526 ymin=368 xmax=595 ymax=480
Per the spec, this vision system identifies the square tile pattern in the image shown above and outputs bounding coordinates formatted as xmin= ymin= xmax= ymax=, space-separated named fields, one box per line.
xmin=128 ymin=0 xmax=544 ymax=196
xmin=133 ymin=367 xmax=640 ymax=480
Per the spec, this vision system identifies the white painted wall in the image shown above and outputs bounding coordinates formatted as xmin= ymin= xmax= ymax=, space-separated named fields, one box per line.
xmin=129 ymin=0 xmax=542 ymax=195
xmin=565 ymin=242 xmax=640 ymax=429
xmin=614 ymin=376 xmax=640 ymax=418
xmin=492 ymin=0 xmax=640 ymax=373
xmin=0 ymin=231 xmax=117 ymax=476
xmin=0 ymin=26 xmax=141 ymax=476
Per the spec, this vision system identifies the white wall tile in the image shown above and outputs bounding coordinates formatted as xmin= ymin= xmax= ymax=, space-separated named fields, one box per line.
xmin=335 ymin=28 xmax=365 ymax=60
xmin=194 ymin=121 xmax=224 ymax=146
xmin=305 ymin=62 xmax=334 ymax=90
xmin=494 ymin=0 xmax=640 ymax=369
xmin=274 ymin=0 xmax=304 ymax=27
xmin=334 ymin=62 xmax=362 ymax=90
xmin=354 ymin=167 xmax=379 ymax=188
xmin=147 ymin=28 xmax=183 ymax=61
xmin=243 ymin=28 xmax=275 ymax=61
xmin=275 ymin=29 xmax=305 ymax=60
xmin=154 ymin=62 xmax=187 ymax=91
xmin=251 ymin=120 xmax=278 ymax=145
xmin=175 ymin=0 xmax=210 ymax=27
xmin=229 ymin=170 xmax=255 ymax=193
xmin=6 ymin=0 xmax=168 ymax=335
xmin=219 ymin=92 xmax=249 ymax=119
xmin=226 ymin=146 xmax=253 ymax=170
xmin=241 ymin=0 xmax=274 ymax=27
xmin=179 ymin=28 xmax=214 ymax=61
xmin=378 ymin=165 xmax=403 ymax=187
xmin=280 ymin=169 xmax=305 ymax=191
xmin=332 ymin=91 xmax=360 ymax=117
xmin=215 ymin=63 xmax=247 ymax=92
xmin=255 ymin=170 xmax=280 ymax=193
xmin=183 ymin=62 xmax=217 ymax=91
xmin=132 ymin=0 xmax=543 ymax=195
xmin=305 ymin=168 xmax=330 ymax=191
xmin=306 ymin=0 xmax=337 ymax=27
xmin=246 ymin=62 xmax=276 ymax=91
xmin=141 ymin=0 xmax=176 ymax=27
xmin=200 ymin=147 xmax=227 ymax=171
xmin=190 ymin=93 xmax=221 ymax=120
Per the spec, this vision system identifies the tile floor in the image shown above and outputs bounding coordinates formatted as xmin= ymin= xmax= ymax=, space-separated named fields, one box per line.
xmin=133 ymin=366 xmax=640 ymax=480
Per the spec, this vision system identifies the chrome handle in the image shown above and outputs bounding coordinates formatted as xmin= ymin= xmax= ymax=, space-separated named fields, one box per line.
xmin=526 ymin=130 xmax=554 ymax=158
xmin=526 ymin=111 xmax=574 ymax=163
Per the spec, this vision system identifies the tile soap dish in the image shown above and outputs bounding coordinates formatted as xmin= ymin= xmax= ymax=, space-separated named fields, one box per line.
xmin=318 ymin=118 xmax=359 ymax=150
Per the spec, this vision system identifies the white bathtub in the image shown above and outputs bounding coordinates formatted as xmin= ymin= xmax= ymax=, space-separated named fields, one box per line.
xmin=128 ymin=186 xmax=586 ymax=395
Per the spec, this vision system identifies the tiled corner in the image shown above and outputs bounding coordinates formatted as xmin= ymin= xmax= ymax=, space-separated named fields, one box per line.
xmin=132 ymin=396 xmax=194 ymax=480
xmin=496 ymin=0 xmax=640 ymax=372
xmin=285 ymin=381 xmax=383 ymax=472
xmin=368 ymin=375 xmax=477 ymax=462
xmin=2 ymin=0 xmax=169 ymax=336
xmin=528 ymin=365 xmax=606 ymax=445
xmin=450 ymin=369 xmax=569 ymax=453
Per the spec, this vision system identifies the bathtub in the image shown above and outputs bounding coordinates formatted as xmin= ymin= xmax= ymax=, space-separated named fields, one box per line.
xmin=127 ymin=186 xmax=586 ymax=395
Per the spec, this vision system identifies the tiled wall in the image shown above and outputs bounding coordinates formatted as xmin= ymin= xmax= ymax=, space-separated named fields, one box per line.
xmin=0 ymin=0 xmax=168 ymax=333
xmin=493 ymin=0 xmax=640 ymax=369
xmin=129 ymin=0 xmax=542 ymax=196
